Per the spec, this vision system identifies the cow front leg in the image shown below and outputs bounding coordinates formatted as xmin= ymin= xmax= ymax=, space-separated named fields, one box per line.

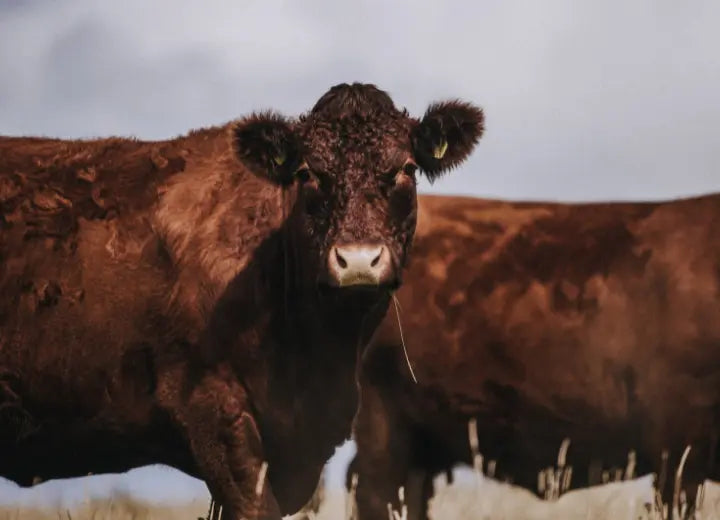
xmin=352 ymin=386 xmax=416 ymax=520
xmin=172 ymin=379 xmax=282 ymax=520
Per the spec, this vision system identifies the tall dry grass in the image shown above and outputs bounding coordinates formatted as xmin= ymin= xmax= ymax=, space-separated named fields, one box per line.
xmin=340 ymin=418 xmax=719 ymax=520
xmin=4 ymin=417 xmax=719 ymax=520
xmin=4 ymin=473 xmax=720 ymax=520
xmin=0 ymin=494 xmax=207 ymax=520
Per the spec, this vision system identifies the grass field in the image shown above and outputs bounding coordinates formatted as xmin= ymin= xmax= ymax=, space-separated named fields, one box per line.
xmin=1 ymin=426 xmax=716 ymax=520
xmin=2 ymin=470 xmax=719 ymax=520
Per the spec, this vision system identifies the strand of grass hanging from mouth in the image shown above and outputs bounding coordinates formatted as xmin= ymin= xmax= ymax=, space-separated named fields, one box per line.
xmin=392 ymin=294 xmax=417 ymax=384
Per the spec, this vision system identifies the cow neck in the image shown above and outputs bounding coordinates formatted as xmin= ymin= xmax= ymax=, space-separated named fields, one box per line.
xmin=201 ymin=205 xmax=391 ymax=376
xmin=269 ymin=220 xmax=391 ymax=360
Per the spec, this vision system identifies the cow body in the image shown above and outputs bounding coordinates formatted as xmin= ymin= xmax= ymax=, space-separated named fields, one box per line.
xmin=0 ymin=130 xmax=365 ymax=512
xmin=350 ymin=193 xmax=720 ymax=519
xmin=0 ymin=84 xmax=485 ymax=519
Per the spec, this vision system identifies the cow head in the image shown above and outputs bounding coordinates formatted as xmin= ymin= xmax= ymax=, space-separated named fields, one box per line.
xmin=232 ymin=83 xmax=484 ymax=299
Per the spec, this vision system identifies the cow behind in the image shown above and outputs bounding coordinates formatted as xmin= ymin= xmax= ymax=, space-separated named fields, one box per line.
xmin=0 ymin=83 xmax=484 ymax=520
xmin=348 ymin=193 xmax=720 ymax=519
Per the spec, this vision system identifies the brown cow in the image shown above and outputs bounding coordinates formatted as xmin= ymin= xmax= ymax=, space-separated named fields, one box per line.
xmin=0 ymin=83 xmax=484 ymax=520
xmin=348 ymin=193 xmax=720 ymax=519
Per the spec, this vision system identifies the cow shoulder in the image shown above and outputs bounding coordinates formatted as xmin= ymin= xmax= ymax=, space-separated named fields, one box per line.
xmin=151 ymin=125 xmax=288 ymax=332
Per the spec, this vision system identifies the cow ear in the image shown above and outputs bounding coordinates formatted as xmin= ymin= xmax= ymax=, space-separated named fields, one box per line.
xmin=231 ymin=111 xmax=303 ymax=186
xmin=411 ymin=101 xmax=485 ymax=183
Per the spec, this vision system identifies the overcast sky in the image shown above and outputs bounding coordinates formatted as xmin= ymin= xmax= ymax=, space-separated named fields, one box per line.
xmin=1 ymin=0 xmax=719 ymax=510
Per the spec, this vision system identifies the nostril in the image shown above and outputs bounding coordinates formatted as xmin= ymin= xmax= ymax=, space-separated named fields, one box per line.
xmin=370 ymin=248 xmax=383 ymax=268
xmin=335 ymin=248 xmax=347 ymax=269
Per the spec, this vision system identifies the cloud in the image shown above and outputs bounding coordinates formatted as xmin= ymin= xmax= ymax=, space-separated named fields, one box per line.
xmin=1 ymin=0 xmax=719 ymax=200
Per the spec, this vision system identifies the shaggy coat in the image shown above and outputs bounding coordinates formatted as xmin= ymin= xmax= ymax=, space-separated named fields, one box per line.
xmin=348 ymin=193 xmax=720 ymax=520
xmin=0 ymin=83 xmax=484 ymax=520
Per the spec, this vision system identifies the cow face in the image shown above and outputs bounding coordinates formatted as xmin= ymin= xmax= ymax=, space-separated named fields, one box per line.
xmin=232 ymin=83 xmax=484 ymax=296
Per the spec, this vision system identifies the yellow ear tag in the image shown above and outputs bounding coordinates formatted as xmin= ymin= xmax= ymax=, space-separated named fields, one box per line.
xmin=433 ymin=139 xmax=448 ymax=160
xmin=273 ymin=152 xmax=286 ymax=166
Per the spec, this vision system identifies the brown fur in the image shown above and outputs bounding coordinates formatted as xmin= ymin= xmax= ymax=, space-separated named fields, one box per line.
xmin=349 ymin=193 xmax=720 ymax=519
xmin=0 ymin=84 xmax=484 ymax=520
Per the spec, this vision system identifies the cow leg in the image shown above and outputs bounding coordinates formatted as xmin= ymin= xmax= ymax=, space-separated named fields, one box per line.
xmin=169 ymin=379 xmax=282 ymax=520
xmin=352 ymin=386 xmax=414 ymax=520
xmin=403 ymin=469 xmax=434 ymax=520
xmin=347 ymin=455 xmax=433 ymax=520
xmin=353 ymin=448 xmax=413 ymax=520
xmin=198 ymin=410 xmax=280 ymax=520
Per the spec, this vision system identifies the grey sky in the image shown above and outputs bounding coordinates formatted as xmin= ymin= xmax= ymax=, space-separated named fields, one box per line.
xmin=1 ymin=0 xmax=719 ymax=509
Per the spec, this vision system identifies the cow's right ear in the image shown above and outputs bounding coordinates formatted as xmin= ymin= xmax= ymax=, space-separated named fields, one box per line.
xmin=231 ymin=111 xmax=303 ymax=186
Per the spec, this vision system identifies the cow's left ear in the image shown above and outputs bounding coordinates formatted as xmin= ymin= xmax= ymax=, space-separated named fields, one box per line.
xmin=231 ymin=111 xmax=303 ymax=186
xmin=411 ymin=101 xmax=485 ymax=182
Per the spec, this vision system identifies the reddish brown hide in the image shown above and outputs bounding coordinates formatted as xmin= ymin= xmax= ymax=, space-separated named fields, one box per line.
xmin=0 ymin=83 xmax=484 ymax=520
xmin=349 ymin=192 xmax=720 ymax=520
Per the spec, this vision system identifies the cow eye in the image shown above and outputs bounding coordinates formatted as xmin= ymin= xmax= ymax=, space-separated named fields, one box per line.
xmin=296 ymin=168 xmax=310 ymax=183
xmin=294 ymin=163 xmax=314 ymax=184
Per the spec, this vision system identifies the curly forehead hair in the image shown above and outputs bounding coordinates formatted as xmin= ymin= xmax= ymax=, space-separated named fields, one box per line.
xmin=306 ymin=83 xmax=409 ymax=120
xmin=297 ymin=83 xmax=413 ymax=166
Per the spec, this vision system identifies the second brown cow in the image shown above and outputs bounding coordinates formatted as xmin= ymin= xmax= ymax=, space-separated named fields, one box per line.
xmin=349 ymin=192 xmax=720 ymax=519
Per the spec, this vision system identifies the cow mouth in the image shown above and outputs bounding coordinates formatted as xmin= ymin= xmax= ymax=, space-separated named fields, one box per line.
xmin=317 ymin=280 xmax=399 ymax=304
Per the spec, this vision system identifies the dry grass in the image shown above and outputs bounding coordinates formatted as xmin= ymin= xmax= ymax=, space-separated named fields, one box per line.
xmin=336 ymin=419 xmax=720 ymax=520
xmin=3 ymin=418 xmax=719 ymax=520
xmin=0 ymin=494 xmax=208 ymax=520
xmin=3 ymin=475 xmax=720 ymax=520
xmin=335 ymin=471 xmax=720 ymax=520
